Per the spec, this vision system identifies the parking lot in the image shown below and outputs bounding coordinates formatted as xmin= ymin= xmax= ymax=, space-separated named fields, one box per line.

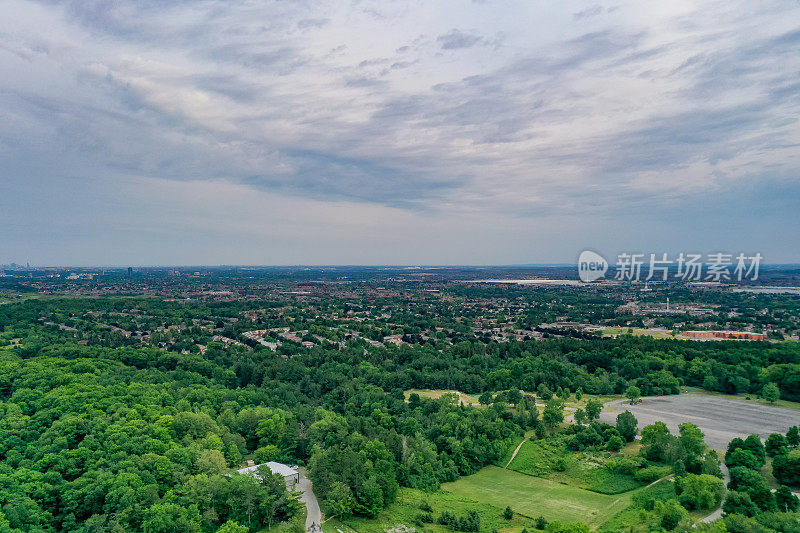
xmin=600 ymin=394 xmax=800 ymax=449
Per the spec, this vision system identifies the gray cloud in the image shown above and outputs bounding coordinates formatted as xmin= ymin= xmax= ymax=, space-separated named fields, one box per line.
xmin=573 ymin=5 xmax=603 ymax=20
xmin=437 ymin=29 xmax=483 ymax=50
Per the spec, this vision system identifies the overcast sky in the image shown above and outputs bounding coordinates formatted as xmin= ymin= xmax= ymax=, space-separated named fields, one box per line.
xmin=1 ymin=0 xmax=799 ymax=266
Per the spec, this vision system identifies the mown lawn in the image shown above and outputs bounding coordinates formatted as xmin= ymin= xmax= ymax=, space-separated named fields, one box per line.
xmin=327 ymin=462 xmax=656 ymax=533
xmin=442 ymin=466 xmax=635 ymax=529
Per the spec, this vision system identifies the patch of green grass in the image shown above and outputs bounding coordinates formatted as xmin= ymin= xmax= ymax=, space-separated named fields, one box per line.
xmin=602 ymin=327 xmax=675 ymax=339
xmin=442 ymin=466 xmax=635 ymax=529
xmin=330 ymin=467 xmax=666 ymax=533
xmin=597 ymin=479 xmax=676 ymax=532
xmin=405 ymin=389 xmax=483 ymax=406
xmin=505 ymin=437 xmax=563 ymax=477
xmin=762 ymin=457 xmax=779 ymax=489
xmin=336 ymin=486 xmax=536 ymax=533
xmin=497 ymin=435 xmax=525 ymax=467
xmin=555 ymin=461 xmax=641 ymax=495
xmin=321 ymin=517 xmax=358 ymax=533
xmin=506 ymin=438 xmax=643 ymax=494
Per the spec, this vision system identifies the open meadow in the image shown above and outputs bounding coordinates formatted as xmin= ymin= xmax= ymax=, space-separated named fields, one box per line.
xmin=332 ymin=483 xmax=539 ymax=533
xmin=505 ymin=438 xmax=643 ymax=494
xmin=331 ymin=466 xmax=642 ymax=533
xmin=441 ymin=466 xmax=636 ymax=528
xmin=405 ymin=389 xmax=483 ymax=406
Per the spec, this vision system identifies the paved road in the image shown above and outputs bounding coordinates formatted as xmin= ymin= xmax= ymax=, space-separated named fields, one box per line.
xmin=599 ymin=395 xmax=800 ymax=450
xmin=297 ymin=468 xmax=322 ymax=531
xmin=699 ymin=463 xmax=730 ymax=523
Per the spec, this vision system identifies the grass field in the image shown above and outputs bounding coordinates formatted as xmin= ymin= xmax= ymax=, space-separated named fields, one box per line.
xmin=596 ymin=479 xmax=676 ymax=532
xmin=442 ymin=466 xmax=635 ymax=529
xmin=333 ymin=484 xmax=538 ymax=533
xmin=497 ymin=435 xmax=526 ymax=467
xmin=504 ymin=437 xmax=561 ymax=477
xmin=602 ymin=327 xmax=675 ymax=339
xmin=505 ymin=438 xmax=642 ymax=494
xmin=332 ymin=466 xmax=651 ymax=532
xmin=405 ymin=389 xmax=483 ymax=406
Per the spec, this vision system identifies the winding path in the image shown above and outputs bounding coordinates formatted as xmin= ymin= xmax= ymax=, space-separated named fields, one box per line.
xmin=699 ymin=464 xmax=729 ymax=523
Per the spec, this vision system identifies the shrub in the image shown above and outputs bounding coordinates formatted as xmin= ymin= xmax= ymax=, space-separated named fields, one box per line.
xmin=634 ymin=465 xmax=672 ymax=483
xmin=457 ymin=511 xmax=481 ymax=532
xmin=414 ymin=513 xmax=433 ymax=526
xmin=775 ymin=485 xmax=800 ymax=512
xmin=788 ymin=426 xmax=800 ymax=447
xmin=608 ymin=456 xmax=644 ymax=475
xmin=726 ymin=449 xmax=761 ymax=470
xmin=437 ymin=510 xmax=480 ymax=532
xmin=773 ymin=449 xmax=800 ymax=486
xmin=723 ymin=513 xmax=769 ymax=533
xmin=254 ymin=444 xmax=281 ymax=464
xmin=544 ymin=521 xmax=589 ymax=533
xmin=616 ymin=411 xmax=638 ymax=443
xmin=762 ymin=382 xmax=780 ymax=403
xmin=438 ymin=511 xmax=457 ymax=527
xmin=765 ymin=433 xmax=789 ymax=457
xmin=606 ymin=435 xmax=624 ymax=452
xmin=728 ymin=467 xmax=777 ymax=512
xmin=723 ymin=491 xmax=759 ymax=517
xmin=657 ymin=499 xmax=688 ymax=531
xmin=675 ymin=473 xmax=725 ymax=511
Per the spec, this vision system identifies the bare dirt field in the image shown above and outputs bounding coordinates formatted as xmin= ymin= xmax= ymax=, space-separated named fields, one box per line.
xmin=600 ymin=394 xmax=800 ymax=449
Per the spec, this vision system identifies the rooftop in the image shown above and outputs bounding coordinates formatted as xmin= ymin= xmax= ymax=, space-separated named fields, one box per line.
xmin=234 ymin=461 xmax=298 ymax=478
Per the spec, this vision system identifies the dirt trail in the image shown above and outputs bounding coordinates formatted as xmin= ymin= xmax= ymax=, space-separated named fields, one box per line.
xmin=504 ymin=438 xmax=527 ymax=468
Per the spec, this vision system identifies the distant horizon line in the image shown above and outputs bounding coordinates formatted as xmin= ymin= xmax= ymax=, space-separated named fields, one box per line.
xmin=3 ymin=263 xmax=576 ymax=269
xmin=3 ymin=263 xmax=800 ymax=269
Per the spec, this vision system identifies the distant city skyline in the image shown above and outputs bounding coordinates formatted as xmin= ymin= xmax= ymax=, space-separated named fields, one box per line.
xmin=4 ymin=261 xmax=800 ymax=270
xmin=1 ymin=1 xmax=799 ymax=265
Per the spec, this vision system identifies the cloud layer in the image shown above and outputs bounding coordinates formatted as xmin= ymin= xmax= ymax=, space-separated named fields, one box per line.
xmin=1 ymin=0 xmax=799 ymax=264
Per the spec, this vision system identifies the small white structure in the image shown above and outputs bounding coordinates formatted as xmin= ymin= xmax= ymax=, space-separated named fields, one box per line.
xmin=234 ymin=461 xmax=300 ymax=489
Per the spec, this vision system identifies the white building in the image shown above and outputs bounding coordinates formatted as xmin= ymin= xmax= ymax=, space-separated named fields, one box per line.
xmin=234 ymin=461 xmax=300 ymax=489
